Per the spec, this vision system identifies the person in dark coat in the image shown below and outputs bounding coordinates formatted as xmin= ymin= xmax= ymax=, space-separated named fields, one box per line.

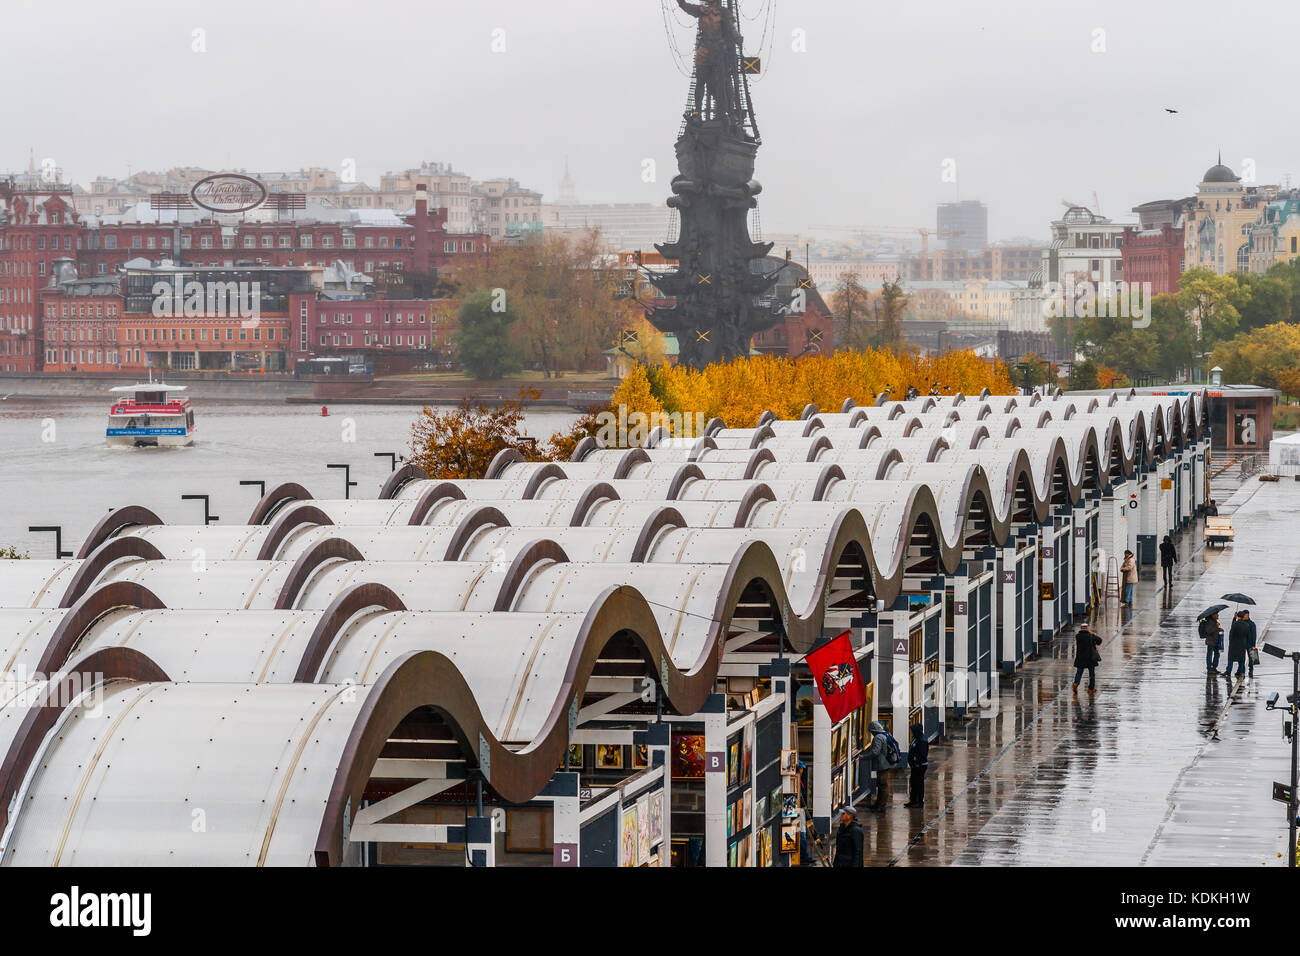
xmin=1205 ymin=500 xmax=1219 ymax=517
xmin=1072 ymin=624 xmax=1102 ymax=693
xmin=1200 ymin=612 xmax=1222 ymax=673
xmin=862 ymin=720 xmax=891 ymax=812
xmin=1159 ymin=535 xmax=1177 ymax=589
xmin=903 ymin=722 xmax=929 ymax=808
xmin=1225 ymin=610 xmax=1256 ymax=680
xmin=832 ymin=805 xmax=864 ymax=867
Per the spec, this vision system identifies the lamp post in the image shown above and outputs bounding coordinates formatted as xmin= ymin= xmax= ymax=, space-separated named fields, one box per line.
xmin=1262 ymin=641 xmax=1299 ymax=867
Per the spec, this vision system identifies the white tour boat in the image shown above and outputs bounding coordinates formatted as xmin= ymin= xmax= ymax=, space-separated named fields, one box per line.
xmin=106 ymin=382 xmax=196 ymax=447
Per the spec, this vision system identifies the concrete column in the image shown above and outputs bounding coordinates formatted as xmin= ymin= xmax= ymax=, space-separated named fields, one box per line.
xmin=999 ymin=544 xmax=1017 ymax=676
xmin=1072 ymin=504 xmax=1088 ymax=618
xmin=812 ymin=692 xmax=831 ymax=835
xmin=950 ymin=566 xmax=971 ymax=718
xmin=544 ymin=771 xmax=580 ymax=867
xmin=703 ymin=693 xmax=727 ymax=867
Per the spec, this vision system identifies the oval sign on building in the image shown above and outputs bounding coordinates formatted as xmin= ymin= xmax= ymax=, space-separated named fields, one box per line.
xmin=190 ymin=173 xmax=267 ymax=213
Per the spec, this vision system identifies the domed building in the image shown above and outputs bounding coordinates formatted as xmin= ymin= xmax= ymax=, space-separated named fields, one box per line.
xmin=1183 ymin=155 xmax=1259 ymax=275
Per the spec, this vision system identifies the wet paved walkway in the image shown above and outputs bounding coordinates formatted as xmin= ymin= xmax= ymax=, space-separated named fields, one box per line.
xmin=862 ymin=478 xmax=1300 ymax=867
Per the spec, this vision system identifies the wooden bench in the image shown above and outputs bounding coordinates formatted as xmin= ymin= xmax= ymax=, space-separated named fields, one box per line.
xmin=1205 ymin=516 xmax=1235 ymax=548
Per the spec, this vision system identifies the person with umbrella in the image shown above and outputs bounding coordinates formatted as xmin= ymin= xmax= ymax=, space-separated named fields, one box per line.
xmin=1199 ymin=606 xmax=1225 ymax=673
xmin=1225 ymin=609 xmax=1257 ymax=681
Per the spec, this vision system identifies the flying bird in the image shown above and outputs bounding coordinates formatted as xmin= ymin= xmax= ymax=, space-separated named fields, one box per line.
xmin=1164 ymin=108 xmax=1179 ymax=114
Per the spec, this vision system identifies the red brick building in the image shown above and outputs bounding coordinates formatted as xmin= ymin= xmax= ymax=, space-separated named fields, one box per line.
xmin=1121 ymin=224 xmax=1184 ymax=295
xmin=2 ymin=178 xmax=486 ymax=371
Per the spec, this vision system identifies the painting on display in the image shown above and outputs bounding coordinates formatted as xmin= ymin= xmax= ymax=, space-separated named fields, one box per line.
xmin=780 ymin=749 xmax=798 ymax=775
xmin=632 ymin=743 xmax=648 ymax=769
xmin=649 ymin=791 xmax=664 ymax=847
xmin=727 ymin=740 xmax=740 ymax=788
xmin=637 ymin=796 xmax=651 ymax=865
xmin=737 ymin=837 xmax=752 ymax=868
xmin=620 ymin=806 xmax=638 ymax=867
xmin=742 ymin=789 xmax=752 ymax=830
xmin=567 ymin=744 xmax=583 ymax=768
xmin=671 ymin=733 xmax=705 ymax=780
xmin=729 ymin=841 xmax=739 ymax=868
xmin=740 ymin=728 xmax=752 ymax=786
xmin=759 ymin=827 xmax=773 ymax=867
xmin=596 ymin=744 xmax=623 ymax=770
xmin=782 ymin=793 xmax=799 ymax=819
xmin=781 ymin=824 xmax=800 ymax=854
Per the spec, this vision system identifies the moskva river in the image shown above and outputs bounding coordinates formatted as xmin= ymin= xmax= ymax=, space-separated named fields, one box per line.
xmin=0 ymin=398 xmax=579 ymax=557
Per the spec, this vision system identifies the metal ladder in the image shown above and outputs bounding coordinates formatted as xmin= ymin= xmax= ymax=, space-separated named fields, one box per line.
xmin=1103 ymin=556 xmax=1121 ymax=606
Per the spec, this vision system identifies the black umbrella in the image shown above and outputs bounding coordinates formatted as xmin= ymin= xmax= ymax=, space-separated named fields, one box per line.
xmin=1220 ymin=593 xmax=1256 ymax=605
xmin=1197 ymin=604 xmax=1229 ymax=621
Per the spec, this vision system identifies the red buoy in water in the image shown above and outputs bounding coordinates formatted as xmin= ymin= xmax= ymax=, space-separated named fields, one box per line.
xmin=321 ymin=406 xmax=329 ymax=417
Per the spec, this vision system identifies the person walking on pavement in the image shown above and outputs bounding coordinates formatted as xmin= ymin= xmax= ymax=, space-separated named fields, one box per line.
xmin=1200 ymin=612 xmax=1222 ymax=673
xmin=862 ymin=720 xmax=892 ymax=813
xmin=1205 ymin=500 xmax=1219 ymax=517
xmin=1120 ymin=550 xmax=1138 ymax=606
xmin=903 ymin=723 xmax=929 ymax=808
xmin=1159 ymin=534 xmax=1177 ymax=590
xmin=1073 ymin=623 xmax=1102 ymax=693
xmin=832 ymin=805 xmax=864 ymax=867
xmin=1225 ymin=610 xmax=1256 ymax=681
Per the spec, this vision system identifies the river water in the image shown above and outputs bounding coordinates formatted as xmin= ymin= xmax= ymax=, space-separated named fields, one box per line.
xmin=0 ymin=398 xmax=578 ymax=558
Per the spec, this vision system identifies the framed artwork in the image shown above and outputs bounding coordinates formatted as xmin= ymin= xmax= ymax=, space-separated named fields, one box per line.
xmin=620 ymin=806 xmax=638 ymax=867
xmin=742 ymin=790 xmax=752 ymax=830
xmin=831 ymin=769 xmax=846 ymax=810
xmin=637 ymin=796 xmax=650 ymax=865
xmin=632 ymin=743 xmax=648 ymax=769
xmin=729 ymin=842 xmax=739 ymax=868
xmin=567 ymin=744 xmax=584 ymax=769
xmin=759 ymin=827 xmax=773 ymax=867
xmin=596 ymin=744 xmax=623 ymax=770
xmin=781 ymin=824 xmax=800 ymax=854
xmin=782 ymin=793 xmax=799 ymax=819
xmin=756 ymin=794 xmax=767 ymax=825
xmin=726 ymin=802 xmax=735 ymax=839
xmin=727 ymin=740 xmax=740 ymax=789
xmin=780 ymin=749 xmax=798 ymax=775
xmin=671 ymin=733 xmax=705 ymax=780
xmin=831 ymin=725 xmax=848 ymax=766
xmin=738 ymin=837 xmax=751 ymax=868
xmin=649 ymin=791 xmax=664 ymax=847
xmin=740 ymin=729 xmax=752 ymax=786
xmin=769 ymin=784 xmax=782 ymax=819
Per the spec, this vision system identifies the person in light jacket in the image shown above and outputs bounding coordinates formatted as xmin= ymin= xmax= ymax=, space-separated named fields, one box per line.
xmin=1120 ymin=550 xmax=1138 ymax=606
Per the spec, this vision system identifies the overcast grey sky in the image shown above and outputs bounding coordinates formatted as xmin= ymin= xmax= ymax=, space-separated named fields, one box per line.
xmin=4 ymin=0 xmax=1296 ymax=240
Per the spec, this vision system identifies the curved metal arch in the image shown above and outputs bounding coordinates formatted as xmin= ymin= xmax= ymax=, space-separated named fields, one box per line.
xmin=491 ymin=540 xmax=573 ymax=612
xmin=569 ymin=482 xmax=621 ymax=527
xmin=0 ymin=646 xmax=170 ymax=841
xmin=613 ymin=447 xmax=653 ymax=480
xmin=812 ymin=464 xmax=847 ymax=502
xmin=733 ymin=483 xmax=778 ymax=527
xmin=38 ymin=581 xmax=168 ymax=674
xmin=840 ymin=397 xmax=857 ymax=413
xmin=742 ymin=447 xmax=777 ymax=480
xmin=667 ymin=463 xmax=706 ymax=500
xmin=804 ymin=434 xmax=834 ymax=461
xmin=76 ymin=506 xmax=164 ymax=559
xmin=630 ymin=506 xmax=688 ymax=562
xmin=378 ymin=463 xmax=430 ymax=500
xmin=569 ymin=436 xmax=599 ymax=463
xmin=293 ymin=582 xmax=408 ymax=683
xmin=257 ymin=505 xmax=335 ymax=561
xmin=442 ymin=506 xmax=512 ymax=561
xmin=799 ymin=403 xmax=819 ymax=420
xmin=248 ymin=483 xmax=314 ymax=526
xmin=59 ymin=536 xmax=166 ymax=608
xmin=274 ymin=538 xmax=366 ymax=610
xmin=486 ymin=447 xmax=525 ymax=478
xmin=407 ymin=481 xmax=470 ymax=526
xmin=705 ymin=416 xmax=727 ymax=436
xmin=755 ymin=410 xmax=776 ymax=427
xmin=521 ymin=463 xmax=567 ymax=500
